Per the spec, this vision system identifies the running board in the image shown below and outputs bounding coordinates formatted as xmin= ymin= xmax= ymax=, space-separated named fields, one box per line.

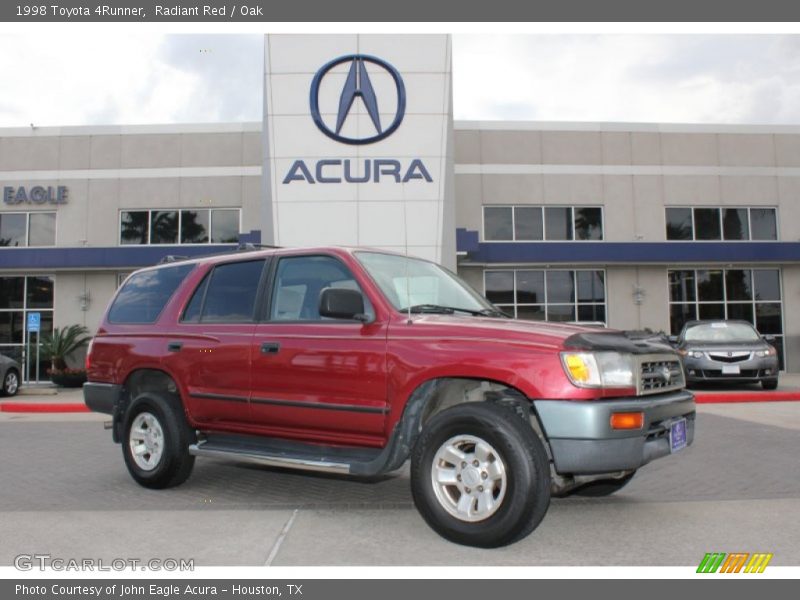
xmin=188 ymin=433 xmax=386 ymax=476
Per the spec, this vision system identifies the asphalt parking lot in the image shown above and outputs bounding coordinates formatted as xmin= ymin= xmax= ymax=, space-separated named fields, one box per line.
xmin=1 ymin=403 xmax=799 ymax=566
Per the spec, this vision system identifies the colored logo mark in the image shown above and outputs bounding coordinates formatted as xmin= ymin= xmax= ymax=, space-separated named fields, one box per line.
xmin=309 ymin=54 xmax=406 ymax=145
xmin=696 ymin=552 xmax=773 ymax=573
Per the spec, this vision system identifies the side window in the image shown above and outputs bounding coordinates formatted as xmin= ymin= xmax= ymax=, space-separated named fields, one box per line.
xmin=181 ymin=273 xmax=210 ymax=323
xmin=108 ymin=264 xmax=194 ymax=324
xmin=270 ymin=256 xmax=372 ymax=322
xmin=192 ymin=260 xmax=265 ymax=323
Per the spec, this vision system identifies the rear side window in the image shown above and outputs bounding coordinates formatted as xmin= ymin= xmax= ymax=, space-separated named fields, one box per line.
xmin=108 ymin=264 xmax=194 ymax=324
xmin=184 ymin=260 xmax=265 ymax=323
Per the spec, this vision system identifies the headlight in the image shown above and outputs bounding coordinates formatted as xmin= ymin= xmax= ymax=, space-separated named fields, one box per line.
xmin=691 ymin=351 xmax=704 ymax=359
xmin=757 ymin=347 xmax=777 ymax=357
xmin=561 ymin=352 xmax=636 ymax=389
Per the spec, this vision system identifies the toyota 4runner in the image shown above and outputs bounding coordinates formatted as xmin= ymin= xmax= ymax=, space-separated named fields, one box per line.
xmin=84 ymin=247 xmax=695 ymax=548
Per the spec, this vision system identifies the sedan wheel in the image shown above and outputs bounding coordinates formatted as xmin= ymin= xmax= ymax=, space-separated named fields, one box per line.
xmin=3 ymin=370 xmax=19 ymax=396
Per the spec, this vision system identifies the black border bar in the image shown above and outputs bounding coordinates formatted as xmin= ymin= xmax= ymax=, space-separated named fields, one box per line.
xmin=4 ymin=0 xmax=800 ymax=22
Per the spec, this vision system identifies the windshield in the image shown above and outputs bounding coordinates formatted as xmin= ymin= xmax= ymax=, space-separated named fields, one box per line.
xmin=355 ymin=252 xmax=497 ymax=315
xmin=684 ymin=322 xmax=761 ymax=343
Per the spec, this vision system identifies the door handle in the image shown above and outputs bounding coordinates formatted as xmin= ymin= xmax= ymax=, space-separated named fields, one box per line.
xmin=261 ymin=342 xmax=281 ymax=354
xmin=167 ymin=341 xmax=183 ymax=352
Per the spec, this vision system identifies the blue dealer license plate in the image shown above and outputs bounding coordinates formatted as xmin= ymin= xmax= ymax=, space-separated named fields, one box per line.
xmin=670 ymin=418 xmax=688 ymax=453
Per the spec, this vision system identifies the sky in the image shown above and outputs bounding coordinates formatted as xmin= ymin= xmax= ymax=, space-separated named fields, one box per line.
xmin=1 ymin=34 xmax=800 ymax=127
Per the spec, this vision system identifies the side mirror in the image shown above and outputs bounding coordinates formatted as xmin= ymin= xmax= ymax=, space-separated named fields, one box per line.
xmin=319 ymin=288 xmax=369 ymax=322
xmin=764 ymin=334 xmax=776 ymax=343
xmin=668 ymin=335 xmax=679 ymax=346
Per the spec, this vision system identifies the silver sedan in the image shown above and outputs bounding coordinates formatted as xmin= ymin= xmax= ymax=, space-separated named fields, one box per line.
xmin=0 ymin=354 xmax=21 ymax=397
xmin=672 ymin=320 xmax=779 ymax=390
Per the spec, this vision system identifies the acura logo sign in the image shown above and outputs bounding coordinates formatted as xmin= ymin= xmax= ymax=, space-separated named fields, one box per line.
xmin=309 ymin=54 xmax=406 ymax=145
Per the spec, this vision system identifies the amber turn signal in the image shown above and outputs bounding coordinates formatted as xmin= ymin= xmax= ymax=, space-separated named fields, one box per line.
xmin=610 ymin=412 xmax=644 ymax=430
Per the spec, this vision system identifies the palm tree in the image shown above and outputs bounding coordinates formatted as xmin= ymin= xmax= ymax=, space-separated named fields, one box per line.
xmin=40 ymin=325 xmax=92 ymax=371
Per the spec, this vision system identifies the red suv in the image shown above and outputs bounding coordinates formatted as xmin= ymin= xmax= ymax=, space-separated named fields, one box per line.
xmin=84 ymin=247 xmax=695 ymax=547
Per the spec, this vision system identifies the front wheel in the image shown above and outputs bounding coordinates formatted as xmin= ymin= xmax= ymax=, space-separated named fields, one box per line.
xmin=410 ymin=402 xmax=551 ymax=548
xmin=762 ymin=379 xmax=778 ymax=391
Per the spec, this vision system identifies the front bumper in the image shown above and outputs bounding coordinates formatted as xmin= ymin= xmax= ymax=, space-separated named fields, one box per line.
xmin=683 ymin=355 xmax=778 ymax=383
xmin=533 ymin=390 xmax=695 ymax=475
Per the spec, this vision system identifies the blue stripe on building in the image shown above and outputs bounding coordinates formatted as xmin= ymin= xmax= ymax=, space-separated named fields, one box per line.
xmin=456 ymin=228 xmax=800 ymax=264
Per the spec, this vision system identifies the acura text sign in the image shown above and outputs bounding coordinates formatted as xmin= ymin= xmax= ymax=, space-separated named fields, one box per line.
xmin=282 ymin=54 xmax=433 ymax=185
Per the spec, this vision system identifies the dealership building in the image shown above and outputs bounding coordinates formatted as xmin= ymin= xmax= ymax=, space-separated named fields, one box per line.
xmin=2 ymin=33 xmax=800 ymax=381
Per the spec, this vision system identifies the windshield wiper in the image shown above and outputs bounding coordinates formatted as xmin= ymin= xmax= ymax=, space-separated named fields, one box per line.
xmin=478 ymin=308 xmax=511 ymax=318
xmin=401 ymin=304 xmax=509 ymax=317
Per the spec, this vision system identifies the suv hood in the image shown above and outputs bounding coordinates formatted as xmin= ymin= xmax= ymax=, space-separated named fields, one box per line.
xmin=405 ymin=315 xmax=675 ymax=354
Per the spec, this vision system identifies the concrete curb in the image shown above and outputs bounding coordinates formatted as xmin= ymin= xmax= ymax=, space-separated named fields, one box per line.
xmin=694 ymin=391 xmax=800 ymax=403
xmin=0 ymin=402 xmax=90 ymax=413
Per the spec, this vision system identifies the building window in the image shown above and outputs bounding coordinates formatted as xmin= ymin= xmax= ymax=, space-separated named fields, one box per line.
xmin=119 ymin=208 xmax=241 ymax=246
xmin=0 ymin=275 xmax=55 ymax=382
xmin=483 ymin=206 xmax=603 ymax=241
xmin=668 ymin=268 xmax=784 ymax=368
xmin=0 ymin=212 xmax=56 ymax=247
xmin=665 ymin=207 xmax=777 ymax=241
xmin=484 ymin=269 xmax=606 ymax=323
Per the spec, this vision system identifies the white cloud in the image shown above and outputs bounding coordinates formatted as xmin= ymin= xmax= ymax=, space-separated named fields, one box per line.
xmin=452 ymin=34 xmax=800 ymax=124
xmin=0 ymin=33 xmax=261 ymax=127
xmin=2 ymin=34 xmax=800 ymax=127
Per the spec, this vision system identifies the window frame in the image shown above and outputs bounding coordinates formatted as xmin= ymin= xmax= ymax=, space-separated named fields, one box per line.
xmin=667 ymin=267 xmax=785 ymax=370
xmin=664 ymin=206 xmax=779 ymax=242
xmin=179 ymin=259 xmax=269 ymax=325
xmin=118 ymin=208 xmax=242 ymax=247
xmin=482 ymin=205 xmax=604 ymax=243
xmin=263 ymin=253 xmax=374 ymax=325
xmin=0 ymin=274 xmax=56 ymax=382
xmin=0 ymin=211 xmax=57 ymax=248
xmin=483 ymin=267 xmax=607 ymax=325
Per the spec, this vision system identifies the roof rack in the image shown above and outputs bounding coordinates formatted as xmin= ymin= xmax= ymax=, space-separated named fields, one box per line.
xmin=236 ymin=243 xmax=282 ymax=251
xmin=154 ymin=244 xmax=281 ymax=267
xmin=158 ymin=255 xmax=190 ymax=264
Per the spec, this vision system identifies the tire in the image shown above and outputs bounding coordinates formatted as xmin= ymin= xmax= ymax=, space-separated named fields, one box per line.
xmin=761 ymin=379 xmax=778 ymax=391
xmin=2 ymin=369 xmax=20 ymax=397
xmin=410 ymin=402 xmax=551 ymax=548
xmin=122 ymin=392 xmax=196 ymax=489
xmin=570 ymin=471 xmax=636 ymax=497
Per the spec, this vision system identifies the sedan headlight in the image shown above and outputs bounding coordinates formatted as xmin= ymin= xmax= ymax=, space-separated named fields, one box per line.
xmin=757 ymin=347 xmax=777 ymax=357
xmin=561 ymin=352 xmax=636 ymax=389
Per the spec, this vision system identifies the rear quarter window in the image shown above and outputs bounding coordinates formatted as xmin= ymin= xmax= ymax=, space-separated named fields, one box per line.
xmin=108 ymin=264 xmax=195 ymax=324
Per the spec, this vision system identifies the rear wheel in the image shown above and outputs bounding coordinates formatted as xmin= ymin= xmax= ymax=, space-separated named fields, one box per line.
xmin=762 ymin=379 xmax=778 ymax=391
xmin=122 ymin=392 xmax=195 ymax=489
xmin=410 ymin=402 xmax=550 ymax=548
xmin=2 ymin=369 xmax=19 ymax=397
xmin=571 ymin=471 xmax=636 ymax=497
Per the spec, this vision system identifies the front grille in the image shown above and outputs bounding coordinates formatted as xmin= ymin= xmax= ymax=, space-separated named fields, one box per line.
xmin=707 ymin=352 xmax=752 ymax=363
xmin=700 ymin=369 xmax=762 ymax=378
xmin=638 ymin=356 xmax=685 ymax=395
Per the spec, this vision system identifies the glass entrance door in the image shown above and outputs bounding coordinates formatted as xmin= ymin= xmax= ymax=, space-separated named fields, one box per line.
xmin=0 ymin=275 xmax=54 ymax=383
